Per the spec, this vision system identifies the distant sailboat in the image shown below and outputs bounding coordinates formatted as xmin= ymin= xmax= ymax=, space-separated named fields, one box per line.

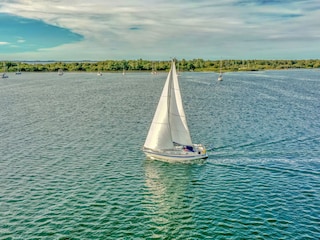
xmin=176 ymin=62 xmax=181 ymax=76
xmin=143 ymin=59 xmax=208 ymax=162
xmin=58 ymin=69 xmax=64 ymax=76
xmin=16 ymin=64 xmax=22 ymax=75
xmin=218 ymin=60 xmax=223 ymax=81
xmin=97 ymin=71 xmax=102 ymax=76
xmin=151 ymin=62 xmax=157 ymax=75
xmin=1 ymin=72 xmax=8 ymax=79
xmin=2 ymin=62 xmax=8 ymax=79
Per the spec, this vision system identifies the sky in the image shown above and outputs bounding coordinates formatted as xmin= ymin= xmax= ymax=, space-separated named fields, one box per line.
xmin=0 ymin=0 xmax=319 ymax=61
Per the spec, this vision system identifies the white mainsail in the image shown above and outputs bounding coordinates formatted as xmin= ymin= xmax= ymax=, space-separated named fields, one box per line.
xmin=144 ymin=60 xmax=192 ymax=151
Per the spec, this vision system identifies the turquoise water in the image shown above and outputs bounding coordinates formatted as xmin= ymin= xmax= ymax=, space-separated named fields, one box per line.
xmin=1 ymin=70 xmax=319 ymax=239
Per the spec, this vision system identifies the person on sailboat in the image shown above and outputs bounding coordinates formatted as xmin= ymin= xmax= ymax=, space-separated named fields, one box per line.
xmin=183 ymin=145 xmax=194 ymax=152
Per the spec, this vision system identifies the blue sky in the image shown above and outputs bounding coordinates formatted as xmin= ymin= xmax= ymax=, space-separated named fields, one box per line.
xmin=0 ymin=0 xmax=319 ymax=60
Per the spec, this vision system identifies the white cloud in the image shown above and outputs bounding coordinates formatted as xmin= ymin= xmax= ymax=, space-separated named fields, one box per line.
xmin=1 ymin=0 xmax=320 ymax=60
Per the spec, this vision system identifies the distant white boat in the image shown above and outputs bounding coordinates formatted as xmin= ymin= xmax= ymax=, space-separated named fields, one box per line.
xmin=151 ymin=62 xmax=157 ymax=75
xmin=143 ymin=59 xmax=208 ymax=162
xmin=2 ymin=62 xmax=8 ymax=78
xmin=176 ymin=62 xmax=181 ymax=76
xmin=97 ymin=71 xmax=102 ymax=76
xmin=58 ymin=69 xmax=64 ymax=76
xmin=16 ymin=64 xmax=22 ymax=75
xmin=218 ymin=59 xmax=223 ymax=81
xmin=1 ymin=73 xmax=8 ymax=78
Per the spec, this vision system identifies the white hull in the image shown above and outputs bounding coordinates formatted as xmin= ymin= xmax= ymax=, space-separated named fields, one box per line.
xmin=143 ymin=145 xmax=208 ymax=163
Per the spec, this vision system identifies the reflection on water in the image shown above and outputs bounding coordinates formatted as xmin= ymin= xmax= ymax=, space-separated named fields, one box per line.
xmin=143 ymin=160 xmax=207 ymax=238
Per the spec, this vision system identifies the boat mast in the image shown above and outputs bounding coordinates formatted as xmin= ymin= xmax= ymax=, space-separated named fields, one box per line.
xmin=167 ymin=60 xmax=174 ymax=144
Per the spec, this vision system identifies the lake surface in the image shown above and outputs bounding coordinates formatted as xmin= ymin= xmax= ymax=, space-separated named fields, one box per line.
xmin=1 ymin=70 xmax=319 ymax=239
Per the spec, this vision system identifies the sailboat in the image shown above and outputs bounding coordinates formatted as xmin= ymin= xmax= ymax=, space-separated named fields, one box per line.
xmin=176 ymin=62 xmax=181 ymax=76
xmin=218 ymin=60 xmax=223 ymax=81
xmin=58 ymin=69 xmax=64 ymax=76
xmin=143 ymin=60 xmax=208 ymax=162
xmin=2 ymin=62 xmax=9 ymax=79
xmin=16 ymin=63 xmax=22 ymax=75
xmin=151 ymin=62 xmax=157 ymax=75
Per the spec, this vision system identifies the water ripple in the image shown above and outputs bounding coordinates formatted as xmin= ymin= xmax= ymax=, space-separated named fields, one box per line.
xmin=1 ymin=72 xmax=320 ymax=239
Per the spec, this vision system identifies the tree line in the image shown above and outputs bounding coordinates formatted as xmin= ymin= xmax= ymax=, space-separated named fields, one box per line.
xmin=2 ymin=59 xmax=320 ymax=73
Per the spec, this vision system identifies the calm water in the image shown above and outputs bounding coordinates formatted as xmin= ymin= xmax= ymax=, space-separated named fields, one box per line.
xmin=1 ymin=70 xmax=319 ymax=239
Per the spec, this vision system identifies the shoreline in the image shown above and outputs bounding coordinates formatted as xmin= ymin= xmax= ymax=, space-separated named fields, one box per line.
xmin=2 ymin=59 xmax=320 ymax=73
